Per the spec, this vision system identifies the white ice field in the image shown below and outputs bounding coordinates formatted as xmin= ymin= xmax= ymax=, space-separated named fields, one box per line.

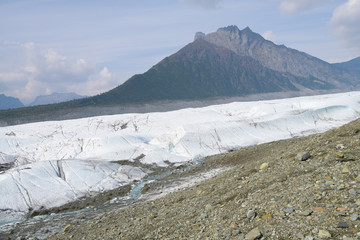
xmin=1 ymin=91 xmax=360 ymax=223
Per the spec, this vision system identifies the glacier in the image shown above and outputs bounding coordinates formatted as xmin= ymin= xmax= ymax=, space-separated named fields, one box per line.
xmin=1 ymin=91 xmax=360 ymax=223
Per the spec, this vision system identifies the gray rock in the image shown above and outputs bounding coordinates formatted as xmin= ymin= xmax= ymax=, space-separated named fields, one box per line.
xmin=350 ymin=213 xmax=359 ymax=221
xmin=296 ymin=151 xmax=311 ymax=161
xmin=349 ymin=189 xmax=357 ymax=195
xmin=283 ymin=207 xmax=295 ymax=214
xmin=232 ymin=229 xmax=241 ymax=236
xmin=298 ymin=210 xmax=313 ymax=216
xmin=245 ymin=228 xmax=262 ymax=240
xmin=304 ymin=236 xmax=314 ymax=240
xmin=247 ymin=209 xmax=256 ymax=221
xmin=338 ymin=221 xmax=349 ymax=228
xmin=296 ymin=233 xmax=304 ymax=239
xmin=199 ymin=213 xmax=208 ymax=221
xmin=318 ymin=229 xmax=331 ymax=239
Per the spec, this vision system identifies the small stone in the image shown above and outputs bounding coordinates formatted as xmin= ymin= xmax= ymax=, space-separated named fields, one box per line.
xmin=297 ymin=151 xmax=311 ymax=161
xmin=336 ymin=152 xmax=345 ymax=159
xmin=241 ymin=201 xmax=249 ymax=207
xmin=314 ymin=207 xmax=324 ymax=213
xmin=296 ymin=233 xmax=304 ymax=239
xmin=304 ymin=236 xmax=314 ymax=240
xmin=338 ymin=221 xmax=349 ymax=228
xmin=259 ymin=162 xmax=269 ymax=170
xmin=232 ymin=229 xmax=241 ymax=236
xmin=349 ymin=189 xmax=357 ymax=195
xmin=245 ymin=228 xmax=262 ymax=240
xmin=318 ymin=229 xmax=331 ymax=239
xmin=350 ymin=213 xmax=359 ymax=221
xmin=283 ymin=207 xmax=295 ymax=214
xmin=262 ymin=214 xmax=272 ymax=219
xmin=205 ymin=204 xmax=213 ymax=212
xmin=299 ymin=210 xmax=313 ymax=216
xmin=230 ymin=221 xmax=238 ymax=227
xmin=247 ymin=209 xmax=256 ymax=221
xmin=336 ymin=144 xmax=345 ymax=149
xmin=199 ymin=213 xmax=208 ymax=221
xmin=342 ymin=166 xmax=350 ymax=173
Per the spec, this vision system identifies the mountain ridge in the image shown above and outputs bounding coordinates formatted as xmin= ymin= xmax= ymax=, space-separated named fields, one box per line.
xmin=198 ymin=25 xmax=359 ymax=88
xmin=29 ymin=92 xmax=85 ymax=106
xmin=333 ymin=57 xmax=360 ymax=79
xmin=0 ymin=94 xmax=24 ymax=110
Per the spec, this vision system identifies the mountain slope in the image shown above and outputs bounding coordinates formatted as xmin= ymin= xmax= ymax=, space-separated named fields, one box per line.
xmin=197 ymin=26 xmax=359 ymax=88
xmin=333 ymin=57 xmax=360 ymax=78
xmin=29 ymin=92 xmax=85 ymax=106
xmin=0 ymin=94 xmax=24 ymax=110
xmin=80 ymin=39 xmax=331 ymax=105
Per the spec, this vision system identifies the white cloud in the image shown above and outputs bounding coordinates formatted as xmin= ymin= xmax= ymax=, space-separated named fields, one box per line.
xmin=262 ymin=30 xmax=276 ymax=42
xmin=182 ymin=0 xmax=223 ymax=9
xmin=278 ymin=0 xmax=326 ymax=14
xmin=0 ymin=43 xmax=119 ymax=104
xmin=330 ymin=0 xmax=360 ymax=52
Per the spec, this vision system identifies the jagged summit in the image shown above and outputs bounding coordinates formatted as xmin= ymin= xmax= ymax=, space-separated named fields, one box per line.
xmin=218 ymin=25 xmax=241 ymax=33
xmin=218 ymin=25 xmax=253 ymax=34
xmin=194 ymin=32 xmax=205 ymax=41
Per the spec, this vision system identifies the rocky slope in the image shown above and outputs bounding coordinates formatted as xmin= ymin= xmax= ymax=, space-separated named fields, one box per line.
xmin=31 ymin=118 xmax=360 ymax=240
xmin=197 ymin=26 xmax=359 ymax=89
xmin=333 ymin=57 xmax=360 ymax=79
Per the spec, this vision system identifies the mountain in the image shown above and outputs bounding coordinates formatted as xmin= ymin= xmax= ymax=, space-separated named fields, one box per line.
xmin=196 ymin=26 xmax=359 ymax=89
xmin=333 ymin=57 xmax=360 ymax=78
xmin=79 ymin=38 xmax=331 ymax=105
xmin=0 ymin=94 xmax=24 ymax=110
xmin=29 ymin=92 xmax=85 ymax=106
xmin=0 ymin=25 xmax=358 ymax=125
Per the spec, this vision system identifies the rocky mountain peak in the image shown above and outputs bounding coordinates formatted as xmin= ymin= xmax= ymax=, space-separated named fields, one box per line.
xmin=194 ymin=31 xmax=205 ymax=41
xmin=196 ymin=25 xmax=357 ymax=88
xmin=218 ymin=25 xmax=241 ymax=33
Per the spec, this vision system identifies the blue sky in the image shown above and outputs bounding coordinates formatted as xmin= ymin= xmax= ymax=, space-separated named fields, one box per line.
xmin=1 ymin=0 xmax=359 ymax=104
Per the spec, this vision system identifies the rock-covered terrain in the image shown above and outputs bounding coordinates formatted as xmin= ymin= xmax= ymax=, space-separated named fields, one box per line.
xmin=38 ymin=118 xmax=360 ymax=240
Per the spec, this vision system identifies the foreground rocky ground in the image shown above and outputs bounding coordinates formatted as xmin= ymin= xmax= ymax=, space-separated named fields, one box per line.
xmin=2 ymin=118 xmax=360 ymax=239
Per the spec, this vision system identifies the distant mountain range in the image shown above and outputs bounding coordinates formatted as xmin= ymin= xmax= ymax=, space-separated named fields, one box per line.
xmin=0 ymin=94 xmax=24 ymax=110
xmin=29 ymin=92 xmax=85 ymax=106
xmin=0 ymin=92 xmax=85 ymax=110
xmin=1 ymin=25 xmax=359 ymax=124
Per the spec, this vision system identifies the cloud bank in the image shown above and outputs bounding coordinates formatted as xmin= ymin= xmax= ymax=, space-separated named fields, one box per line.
xmin=330 ymin=0 xmax=360 ymax=52
xmin=278 ymin=0 xmax=326 ymax=14
xmin=0 ymin=42 xmax=118 ymax=104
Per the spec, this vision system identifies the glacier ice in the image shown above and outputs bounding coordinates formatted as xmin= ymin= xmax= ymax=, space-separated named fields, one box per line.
xmin=1 ymin=91 xmax=360 ymax=222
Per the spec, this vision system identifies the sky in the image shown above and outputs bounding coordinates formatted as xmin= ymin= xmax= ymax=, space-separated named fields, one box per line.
xmin=1 ymin=0 xmax=359 ymax=104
